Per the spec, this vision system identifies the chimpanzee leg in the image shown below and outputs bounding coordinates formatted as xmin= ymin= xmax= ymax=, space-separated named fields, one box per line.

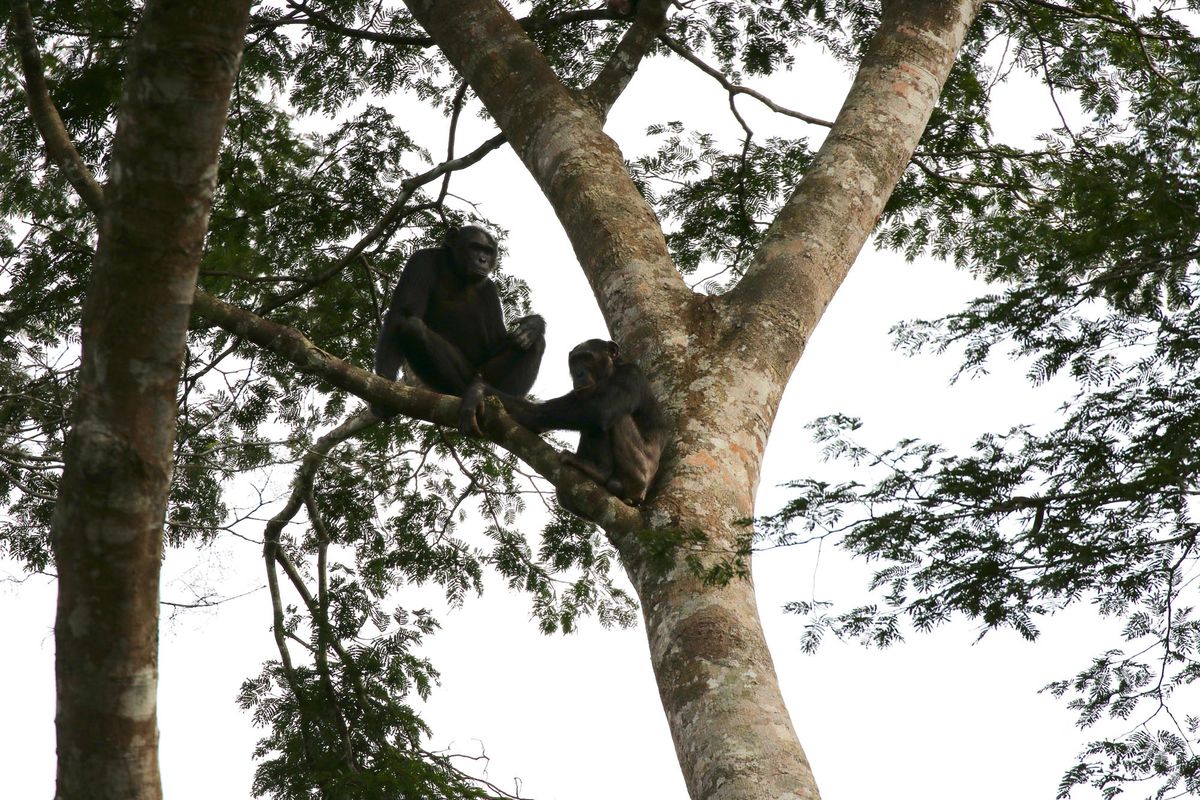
xmin=480 ymin=335 xmax=545 ymax=395
xmin=393 ymin=317 xmax=478 ymax=395
xmin=610 ymin=416 xmax=664 ymax=504
xmin=557 ymin=432 xmax=615 ymax=519
xmin=561 ymin=431 xmax=614 ymax=489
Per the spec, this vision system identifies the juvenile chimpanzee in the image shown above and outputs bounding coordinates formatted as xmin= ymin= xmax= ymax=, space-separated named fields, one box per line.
xmin=459 ymin=339 xmax=665 ymax=506
xmin=372 ymin=225 xmax=545 ymax=417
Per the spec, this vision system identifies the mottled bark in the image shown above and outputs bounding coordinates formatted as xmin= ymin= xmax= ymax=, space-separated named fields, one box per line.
xmin=640 ymin=3 xmax=982 ymax=798
xmin=632 ymin=522 xmax=817 ymax=800
xmin=727 ymin=0 xmax=984 ymax=376
xmin=48 ymin=4 xmax=250 ymax=800
xmin=402 ymin=1 xmax=983 ymax=799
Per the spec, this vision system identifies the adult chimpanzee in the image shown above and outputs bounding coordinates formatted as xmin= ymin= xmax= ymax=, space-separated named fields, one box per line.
xmin=459 ymin=339 xmax=665 ymax=506
xmin=372 ymin=226 xmax=545 ymax=418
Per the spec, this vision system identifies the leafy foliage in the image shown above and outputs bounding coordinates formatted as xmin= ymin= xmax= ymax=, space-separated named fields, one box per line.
xmin=761 ymin=1 xmax=1200 ymax=795
xmin=630 ymin=122 xmax=812 ymax=289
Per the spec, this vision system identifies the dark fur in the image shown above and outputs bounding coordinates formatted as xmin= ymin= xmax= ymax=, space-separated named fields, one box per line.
xmin=460 ymin=339 xmax=665 ymax=506
xmin=372 ymin=225 xmax=544 ymax=417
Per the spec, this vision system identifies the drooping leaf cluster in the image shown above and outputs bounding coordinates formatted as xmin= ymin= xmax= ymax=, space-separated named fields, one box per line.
xmin=762 ymin=1 xmax=1200 ymax=796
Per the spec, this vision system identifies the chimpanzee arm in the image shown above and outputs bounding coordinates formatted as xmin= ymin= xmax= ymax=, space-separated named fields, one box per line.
xmin=459 ymin=369 xmax=643 ymax=435
xmin=474 ymin=280 xmax=512 ymax=356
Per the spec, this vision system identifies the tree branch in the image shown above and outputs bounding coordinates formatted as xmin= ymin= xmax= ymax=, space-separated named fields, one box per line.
xmin=726 ymin=0 xmax=983 ymax=371
xmin=585 ymin=0 xmax=672 ymax=119
xmin=262 ymin=408 xmax=379 ymax=550
xmin=191 ymin=290 xmax=645 ymax=536
xmin=659 ymin=34 xmax=834 ymax=128
xmin=262 ymin=527 xmax=324 ymax=777
xmin=7 ymin=0 xmax=105 ymax=214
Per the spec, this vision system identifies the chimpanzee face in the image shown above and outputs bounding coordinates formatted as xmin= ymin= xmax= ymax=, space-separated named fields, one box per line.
xmin=568 ymin=339 xmax=619 ymax=389
xmin=447 ymin=226 xmax=497 ymax=282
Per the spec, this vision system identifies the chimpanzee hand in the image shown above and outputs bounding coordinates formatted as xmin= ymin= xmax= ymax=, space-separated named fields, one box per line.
xmin=458 ymin=378 xmax=489 ymax=436
xmin=509 ymin=314 xmax=546 ymax=350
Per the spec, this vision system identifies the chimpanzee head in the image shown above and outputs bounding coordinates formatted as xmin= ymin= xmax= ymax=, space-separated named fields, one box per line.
xmin=445 ymin=225 xmax=497 ymax=283
xmin=568 ymin=339 xmax=620 ymax=390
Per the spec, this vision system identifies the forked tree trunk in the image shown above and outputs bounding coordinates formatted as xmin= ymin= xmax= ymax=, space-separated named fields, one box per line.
xmin=629 ymin=2 xmax=982 ymax=794
xmin=403 ymin=0 xmax=982 ymax=797
xmin=46 ymin=4 xmax=249 ymax=799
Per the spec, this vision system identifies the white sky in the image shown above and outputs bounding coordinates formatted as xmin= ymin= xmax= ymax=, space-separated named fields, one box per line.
xmin=0 ymin=25 xmax=1126 ymax=800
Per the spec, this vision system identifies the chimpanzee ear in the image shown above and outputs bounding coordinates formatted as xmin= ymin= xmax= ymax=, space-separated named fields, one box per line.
xmin=442 ymin=226 xmax=460 ymax=247
xmin=606 ymin=340 xmax=620 ymax=359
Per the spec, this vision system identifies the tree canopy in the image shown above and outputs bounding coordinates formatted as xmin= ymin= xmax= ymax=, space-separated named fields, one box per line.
xmin=3 ymin=0 xmax=1199 ymax=799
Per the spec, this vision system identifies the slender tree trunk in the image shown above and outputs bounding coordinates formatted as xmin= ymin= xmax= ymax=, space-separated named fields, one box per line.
xmin=49 ymin=4 xmax=249 ymax=799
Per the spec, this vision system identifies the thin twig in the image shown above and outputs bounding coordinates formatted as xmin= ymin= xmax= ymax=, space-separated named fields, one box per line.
xmin=660 ymin=34 xmax=834 ymax=128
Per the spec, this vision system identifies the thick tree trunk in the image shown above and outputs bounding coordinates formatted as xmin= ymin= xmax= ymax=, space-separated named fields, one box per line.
xmin=295 ymin=0 xmax=985 ymax=798
xmin=630 ymin=2 xmax=982 ymax=796
xmin=48 ymin=4 xmax=249 ymax=800
xmin=631 ymin=518 xmax=819 ymax=800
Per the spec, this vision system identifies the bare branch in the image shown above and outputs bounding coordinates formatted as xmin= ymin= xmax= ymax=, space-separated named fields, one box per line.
xmin=437 ymin=81 xmax=472 ymax=212
xmin=659 ymin=34 xmax=834 ymax=128
xmin=161 ymin=585 xmax=264 ymax=610
xmin=263 ymin=531 xmax=324 ymax=776
xmin=7 ymin=0 xmax=105 ymax=213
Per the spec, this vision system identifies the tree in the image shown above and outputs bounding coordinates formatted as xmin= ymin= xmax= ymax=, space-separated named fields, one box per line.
xmin=2 ymin=1 xmax=1195 ymax=799
xmin=7 ymin=2 xmax=250 ymax=799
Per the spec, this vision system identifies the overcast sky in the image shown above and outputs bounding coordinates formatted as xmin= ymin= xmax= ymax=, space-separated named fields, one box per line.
xmin=1 ymin=28 xmax=1119 ymax=800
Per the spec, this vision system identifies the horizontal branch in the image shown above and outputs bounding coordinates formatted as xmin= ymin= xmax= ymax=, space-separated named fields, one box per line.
xmin=191 ymin=290 xmax=645 ymax=536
